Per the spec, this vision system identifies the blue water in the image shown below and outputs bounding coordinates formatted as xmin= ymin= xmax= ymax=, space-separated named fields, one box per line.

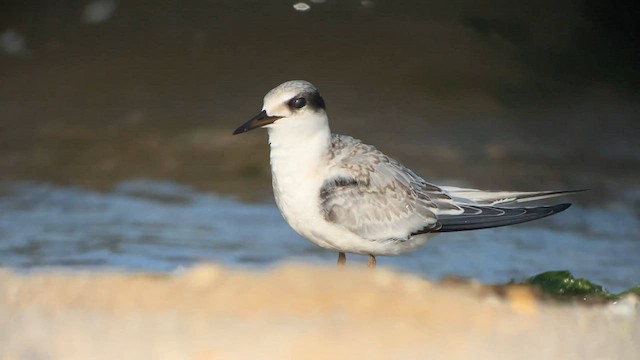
xmin=0 ymin=180 xmax=638 ymax=293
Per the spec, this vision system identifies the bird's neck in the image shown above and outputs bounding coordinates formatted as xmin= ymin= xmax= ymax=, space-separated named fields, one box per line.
xmin=267 ymin=116 xmax=332 ymax=187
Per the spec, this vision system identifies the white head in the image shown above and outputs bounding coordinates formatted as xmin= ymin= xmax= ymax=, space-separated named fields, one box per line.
xmin=233 ymin=80 xmax=329 ymax=138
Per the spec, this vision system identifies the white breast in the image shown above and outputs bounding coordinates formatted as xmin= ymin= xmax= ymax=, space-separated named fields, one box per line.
xmin=267 ymin=119 xmax=339 ymax=250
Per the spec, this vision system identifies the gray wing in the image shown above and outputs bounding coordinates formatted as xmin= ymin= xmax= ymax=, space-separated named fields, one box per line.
xmin=435 ymin=203 xmax=571 ymax=232
xmin=430 ymin=186 xmax=580 ymax=232
xmin=320 ymin=135 xmax=462 ymax=240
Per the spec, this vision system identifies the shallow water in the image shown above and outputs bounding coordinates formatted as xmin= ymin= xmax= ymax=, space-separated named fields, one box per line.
xmin=1 ymin=180 xmax=637 ymax=293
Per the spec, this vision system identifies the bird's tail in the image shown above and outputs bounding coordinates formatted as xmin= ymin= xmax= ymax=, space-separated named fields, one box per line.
xmin=434 ymin=203 xmax=571 ymax=232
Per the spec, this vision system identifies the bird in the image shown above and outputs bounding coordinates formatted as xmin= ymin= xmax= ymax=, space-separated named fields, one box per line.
xmin=233 ymin=80 xmax=582 ymax=268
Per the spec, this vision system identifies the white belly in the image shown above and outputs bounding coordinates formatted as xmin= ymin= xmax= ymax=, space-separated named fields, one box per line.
xmin=272 ymin=168 xmax=436 ymax=255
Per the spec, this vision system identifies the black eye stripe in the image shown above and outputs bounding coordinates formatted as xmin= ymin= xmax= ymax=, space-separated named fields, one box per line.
xmin=309 ymin=91 xmax=326 ymax=109
xmin=287 ymin=91 xmax=326 ymax=111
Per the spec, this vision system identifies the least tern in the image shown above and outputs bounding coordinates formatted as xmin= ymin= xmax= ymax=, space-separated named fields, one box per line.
xmin=233 ymin=80 xmax=581 ymax=268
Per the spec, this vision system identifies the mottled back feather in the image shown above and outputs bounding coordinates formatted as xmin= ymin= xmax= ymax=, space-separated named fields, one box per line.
xmin=319 ymin=134 xmax=462 ymax=240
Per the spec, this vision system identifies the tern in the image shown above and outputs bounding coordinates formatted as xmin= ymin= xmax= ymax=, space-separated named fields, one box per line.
xmin=233 ymin=80 xmax=581 ymax=268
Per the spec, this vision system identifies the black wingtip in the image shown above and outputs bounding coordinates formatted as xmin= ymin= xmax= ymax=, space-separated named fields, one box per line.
xmin=434 ymin=202 xmax=573 ymax=233
xmin=554 ymin=203 xmax=572 ymax=212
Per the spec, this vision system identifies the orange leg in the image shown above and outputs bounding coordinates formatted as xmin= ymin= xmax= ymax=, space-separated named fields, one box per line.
xmin=337 ymin=252 xmax=346 ymax=267
xmin=367 ymin=255 xmax=376 ymax=269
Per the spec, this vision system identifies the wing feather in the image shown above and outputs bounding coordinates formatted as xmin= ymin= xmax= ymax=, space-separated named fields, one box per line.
xmin=440 ymin=186 xmax=587 ymax=206
xmin=320 ymin=135 xmax=462 ymax=240
xmin=435 ymin=203 xmax=571 ymax=232
xmin=319 ymin=135 xmax=581 ymax=240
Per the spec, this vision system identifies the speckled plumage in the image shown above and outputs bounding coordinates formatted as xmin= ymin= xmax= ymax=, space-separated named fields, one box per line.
xmin=233 ymin=80 xmax=579 ymax=261
xmin=319 ymin=134 xmax=461 ymax=241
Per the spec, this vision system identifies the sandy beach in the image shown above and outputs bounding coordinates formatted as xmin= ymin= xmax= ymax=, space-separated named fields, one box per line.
xmin=2 ymin=264 xmax=638 ymax=359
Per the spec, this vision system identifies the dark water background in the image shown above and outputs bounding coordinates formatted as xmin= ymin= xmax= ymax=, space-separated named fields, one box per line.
xmin=1 ymin=1 xmax=638 ymax=290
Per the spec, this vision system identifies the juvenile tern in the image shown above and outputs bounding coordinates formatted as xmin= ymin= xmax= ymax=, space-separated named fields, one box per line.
xmin=233 ymin=80 xmax=581 ymax=268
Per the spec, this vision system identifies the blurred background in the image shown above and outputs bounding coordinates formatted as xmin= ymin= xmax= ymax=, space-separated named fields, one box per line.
xmin=0 ymin=0 xmax=638 ymax=290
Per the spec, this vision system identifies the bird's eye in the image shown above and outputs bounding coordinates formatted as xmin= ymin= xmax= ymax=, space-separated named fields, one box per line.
xmin=291 ymin=97 xmax=307 ymax=109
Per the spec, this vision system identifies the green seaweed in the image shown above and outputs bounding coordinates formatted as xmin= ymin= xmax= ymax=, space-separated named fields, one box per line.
xmin=523 ymin=270 xmax=638 ymax=302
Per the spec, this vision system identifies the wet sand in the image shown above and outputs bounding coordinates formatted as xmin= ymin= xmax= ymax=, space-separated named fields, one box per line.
xmin=1 ymin=264 xmax=638 ymax=359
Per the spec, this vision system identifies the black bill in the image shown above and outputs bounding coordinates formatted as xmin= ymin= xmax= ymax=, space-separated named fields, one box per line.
xmin=233 ymin=110 xmax=283 ymax=135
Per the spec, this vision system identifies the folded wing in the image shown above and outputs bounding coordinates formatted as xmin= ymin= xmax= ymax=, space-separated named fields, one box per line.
xmin=434 ymin=203 xmax=571 ymax=232
xmin=323 ymin=135 xmax=581 ymax=238
xmin=321 ymin=135 xmax=463 ymax=240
